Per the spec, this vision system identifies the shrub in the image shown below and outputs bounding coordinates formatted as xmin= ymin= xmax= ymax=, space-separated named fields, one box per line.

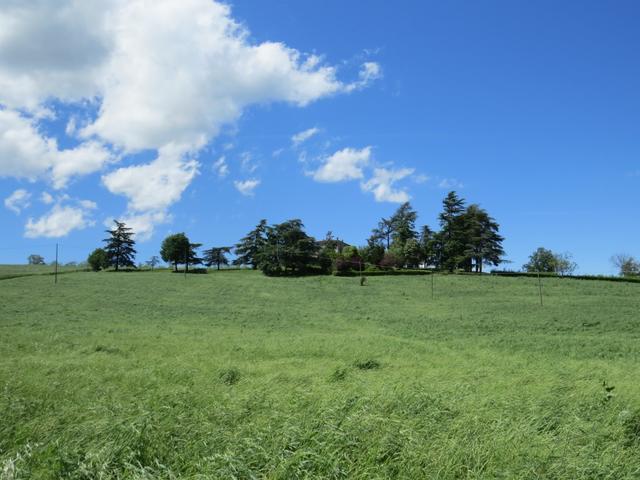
xmin=87 ymin=248 xmax=109 ymax=271
xmin=380 ymin=252 xmax=401 ymax=269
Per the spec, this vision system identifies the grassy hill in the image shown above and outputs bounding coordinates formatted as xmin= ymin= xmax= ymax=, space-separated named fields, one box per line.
xmin=1 ymin=271 xmax=640 ymax=479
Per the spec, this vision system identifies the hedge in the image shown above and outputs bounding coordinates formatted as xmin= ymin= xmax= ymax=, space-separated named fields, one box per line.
xmin=490 ymin=270 xmax=640 ymax=284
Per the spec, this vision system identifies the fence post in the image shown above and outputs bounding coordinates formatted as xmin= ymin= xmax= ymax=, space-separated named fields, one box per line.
xmin=537 ymin=271 xmax=543 ymax=306
xmin=54 ymin=243 xmax=58 ymax=284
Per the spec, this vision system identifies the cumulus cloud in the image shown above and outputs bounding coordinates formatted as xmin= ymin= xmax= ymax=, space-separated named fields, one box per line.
xmin=105 ymin=211 xmax=171 ymax=242
xmin=292 ymin=127 xmax=320 ymax=147
xmin=4 ymin=189 xmax=31 ymax=214
xmin=101 ymin=144 xmax=197 ymax=238
xmin=0 ymin=0 xmax=380 ymax=237
xmin=25 ymin=203 xmax=95 ymax=238
xmin=313 ymin=146 xmax=372 ymax=182
xmin=0 ymin=109 xmax=114 ymax=188
xmin=234 ymin=179 xmax=260 ymax=196
xmin=361 ymin=167 xmax=414 ymax=203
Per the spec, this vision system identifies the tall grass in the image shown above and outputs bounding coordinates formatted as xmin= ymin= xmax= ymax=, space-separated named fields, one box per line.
xmin=1 ymin=271 xmax=640 ymax=478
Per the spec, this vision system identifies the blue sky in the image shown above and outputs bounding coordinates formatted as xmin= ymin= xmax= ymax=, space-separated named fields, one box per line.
xmin=1 ymin=0 xmax=639 ymax=274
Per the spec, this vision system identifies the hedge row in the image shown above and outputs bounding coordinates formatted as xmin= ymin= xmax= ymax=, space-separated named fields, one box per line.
xmin=490 ymin=270 xmax=640 ymax=284
xmin=334 ymin=269 xmax=433 ymax=277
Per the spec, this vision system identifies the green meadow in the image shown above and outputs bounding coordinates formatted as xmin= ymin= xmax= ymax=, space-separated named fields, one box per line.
xmin=1 ymin=270 xmax=640 ymax=479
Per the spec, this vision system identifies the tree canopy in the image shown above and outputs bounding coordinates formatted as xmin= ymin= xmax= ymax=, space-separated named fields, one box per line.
xmin=27 ymin=254 xmax=45 ymax=265
xmin=103 ymin=220 xmax=136 ymax=271
xmin=87 ymin=248 xmax=108 ymax=271
xmin=203 ymin=247 xmax=232 ymax=270
xmin=160 ymin=233 xmax=191 ymax=271
xmin=256 ymin=219 xmax=321 ymax=276
xmin=233 ymin=220 xmax=267 ymax=269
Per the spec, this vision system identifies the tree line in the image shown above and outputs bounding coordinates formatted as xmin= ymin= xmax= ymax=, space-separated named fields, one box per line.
xmin=85 ymin=191 xmax=639 ymax=278
xmin=87 ymin=191 xmax=506 ymax=276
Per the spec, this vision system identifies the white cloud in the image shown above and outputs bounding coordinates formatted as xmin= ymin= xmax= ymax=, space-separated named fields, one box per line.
xmin=361 ymin=167 xmax=414 ymax=203
xmin=313 ymin=146 xmax=371 ymax=182
xmin=0 ymin=2 xmax=111 ymax=111
xmin=212 ymin=156 xmax=229 ymax=178
xmin=102 ymin=143 xmax=198 ymax=212
xmin=360 ymin=62 xmax=383 ymax=84
xmin=344 ymin=62 xmax=383 ymax=93
xmin=25 ymin=203 xmax=94 ymax=238
xmin=0 ymin=0 xmax=380 ymax=237
xmin=0 ymin=109 xmax=114 ymax=188
xmin=75 ymin=0 xmax=358 ymax=152
xmin=234 ymin=179 xmax=260 ymax=196
xmin=106 ymin=211 xmax=171 ymax=241
xmin=292 ymin=127 xmax=320 ymax=146
xmin=4 ymin=189 xmax=31 ymax=214
xmin=438 ymin=178 xmax=464 ymax=189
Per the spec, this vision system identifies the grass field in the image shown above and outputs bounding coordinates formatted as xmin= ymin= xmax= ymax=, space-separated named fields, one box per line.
xmin=0 ymin=264 xmax=88 ymax=281
xmin=2 ymin=270 xmax=640 ymax=479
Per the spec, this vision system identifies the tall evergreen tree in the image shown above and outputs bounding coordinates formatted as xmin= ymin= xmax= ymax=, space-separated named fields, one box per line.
xmin=390 ymin=202 xmax=418 ymax=248
xmin=461 ymin=204 xmax=504 ymax=272
xmin=419 ymin=225 xmax=436 ymax=267
xmin=233 ymin=219 xmax=267 ymax=269
xmin=185 ymin=243 xmax=203 ymax=272
xmin=371 ymin=217 xmax=394 ymax=250
xmin=203 ymin=246 xmax=232 ymax=270
xmin=438 ymin=191 xmax=466 ymax=272
xmin=103 ymin=220 xmax=136 ymax=271
xmin=256 ymin=219 xmax=319 ymax=276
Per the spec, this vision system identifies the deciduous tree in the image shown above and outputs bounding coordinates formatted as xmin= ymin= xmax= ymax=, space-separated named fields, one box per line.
xmin=160 ymin=233 xmax=190 ymax=272
xmin=27 ymin=254 xmax=45 ymax=265
xmin=87 ymin=248 xmax=108 ymax=271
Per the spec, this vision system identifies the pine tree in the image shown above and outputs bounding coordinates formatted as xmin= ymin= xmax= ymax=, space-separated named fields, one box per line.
xmin=185 ymin=243 xmax=203 ymax=272
xmin=438 ymin=191 xmax=466 ymax=272
xmin=103 ymin=220 xmax=136 ymax=271
xmin=233 ymin=219 xmax=267 ymax=269
xmin=461 ymin=204 xmax=504 ymax=272
xmin=371 ymin=217 xmax=394 ymax=250
xmin=256 ymin=219 xmax=319 ymax=276
xmin=390 ymin=202 xmax=418 ymax=248
xmin=419 ymin=225 xmax=436 ymax=267
xmin=203 ymin=247 xmax=232 ymax=270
